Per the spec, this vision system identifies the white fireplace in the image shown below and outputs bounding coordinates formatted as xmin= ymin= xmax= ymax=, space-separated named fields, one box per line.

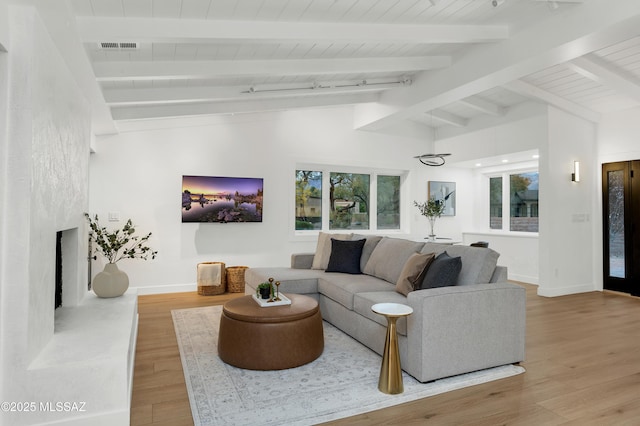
xmin=0 ymin=6 xmax=137 ymax=425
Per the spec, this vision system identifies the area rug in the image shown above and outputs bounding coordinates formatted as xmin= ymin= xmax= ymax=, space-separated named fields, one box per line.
xmin=172 ymin=306 xmax=524 ymax=426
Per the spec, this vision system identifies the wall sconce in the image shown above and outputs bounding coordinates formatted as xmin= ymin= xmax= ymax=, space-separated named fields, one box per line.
xmin=571 ymin=161 xmax=580 ymax=182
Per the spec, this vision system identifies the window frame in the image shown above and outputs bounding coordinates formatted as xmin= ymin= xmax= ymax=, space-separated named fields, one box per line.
xmin=293 ymin=163 xmax=408 ymax=237
xmin=483 ymin=164 xmax=539 ymax=235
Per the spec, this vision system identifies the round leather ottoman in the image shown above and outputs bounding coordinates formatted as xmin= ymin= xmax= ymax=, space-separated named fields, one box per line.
xmin=218 ymin=294 xmax=324 ymax=370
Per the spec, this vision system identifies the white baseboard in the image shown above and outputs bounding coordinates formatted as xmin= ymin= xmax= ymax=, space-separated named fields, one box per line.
xmin=537 ymin=283 xmax=596 ymax=297
xmin=508 ymin=273 xmax=538 ymax=285
xmin=131 ymin=283 xmax=197 ymax=295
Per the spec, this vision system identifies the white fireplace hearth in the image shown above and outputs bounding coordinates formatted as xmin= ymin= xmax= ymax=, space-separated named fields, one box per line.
xmin=15 ymin=290 xmax=138 ymax=426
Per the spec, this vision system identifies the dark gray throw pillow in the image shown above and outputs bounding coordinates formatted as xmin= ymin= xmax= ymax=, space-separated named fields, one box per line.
xmin=420 ymin=251 xmax=462 ymax=289
xmin=325 ymin=238 xmax=366 ymax=274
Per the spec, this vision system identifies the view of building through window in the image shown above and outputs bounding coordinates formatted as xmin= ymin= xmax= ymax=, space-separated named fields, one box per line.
xmin=295 ymin=169 xmax=401 ymax=231
xmin=489 ymin=176 xmax=503 ymax=230
xmin=510 ymin=172 xmax=539 ymax=232
xmin=489 ymin=171 xmax=539 ymax=232
xmin=295 ymin=170 xmax=322 ymax=230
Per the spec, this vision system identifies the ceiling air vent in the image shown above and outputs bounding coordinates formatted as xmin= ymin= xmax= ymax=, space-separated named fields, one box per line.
xmin=98 ymin=42 xmax=139 ymax=50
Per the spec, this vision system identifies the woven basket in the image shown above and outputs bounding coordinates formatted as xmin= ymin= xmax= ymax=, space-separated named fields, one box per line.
xmin=197 ymin=262 xmax=226 ymax=296
xmin=226 ymin=266 xmax=249 ymax=293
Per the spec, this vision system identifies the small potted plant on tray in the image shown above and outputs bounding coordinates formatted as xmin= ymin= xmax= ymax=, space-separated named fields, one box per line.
xmin=256 ymin=282 xmax=273 ymax=300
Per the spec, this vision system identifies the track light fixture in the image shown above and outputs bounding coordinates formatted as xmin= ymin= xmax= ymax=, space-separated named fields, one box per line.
xmin=242 ymin=78 xmax=411 ymax=95
xmin=414 ymin=153 xmax=451 ymax=167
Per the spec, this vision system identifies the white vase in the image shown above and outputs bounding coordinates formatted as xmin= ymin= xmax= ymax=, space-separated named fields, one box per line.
xmin=92 ymin=263 xmax=129 ymax=298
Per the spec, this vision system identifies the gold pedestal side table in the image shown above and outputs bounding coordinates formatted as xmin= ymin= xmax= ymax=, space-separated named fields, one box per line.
xmin=371 ymin=303 xmax=413 ymax=394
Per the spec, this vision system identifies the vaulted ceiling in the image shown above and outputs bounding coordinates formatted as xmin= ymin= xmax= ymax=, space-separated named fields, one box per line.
xmin=41 ymin=0 xmax=640 ymax=138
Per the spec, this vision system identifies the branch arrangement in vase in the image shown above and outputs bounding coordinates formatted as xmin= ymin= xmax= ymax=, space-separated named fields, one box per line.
xmin=85 ymin=213 xmax=158 ymax=263
xmin=414 ymin=198 xmax=446 ymax=237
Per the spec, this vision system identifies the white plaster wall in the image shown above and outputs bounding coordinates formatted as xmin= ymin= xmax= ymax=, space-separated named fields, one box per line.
xmin=90 ymin=107 xmax=466 ymax=292
xmin=435 ymin=112 xmax=546 ymax=164
xmin=1 ymin=6 xmax=91 ymax=424
xmin=0 ymin=0 xmax=7 ymax=52
xmin=462 ymin=232 xmax=539 ymax=283
xmin=596 ymin=106 xmax=640 ymax=293
xmin=599 ymin=107 xmax=640 ymax=163
xmin=409 ymin=166 xmax=474 ymax=241
xmin=0 ymin=0 xmax=8 ymax=403
xmin=433 ymin=115 xmax=546 ymax=283
xmin=538 ymin=106 xmax=597 ymax=297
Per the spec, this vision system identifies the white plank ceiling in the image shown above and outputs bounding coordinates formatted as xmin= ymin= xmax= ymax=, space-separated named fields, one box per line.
xmin=52 ymin=0 xmax=640 ymax=135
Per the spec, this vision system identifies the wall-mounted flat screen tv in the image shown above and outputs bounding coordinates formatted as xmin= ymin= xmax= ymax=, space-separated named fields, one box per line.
xmin=181 ymin=175 xmax=263 ymax=223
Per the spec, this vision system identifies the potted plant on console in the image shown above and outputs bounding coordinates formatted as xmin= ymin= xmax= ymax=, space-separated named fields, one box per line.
xmin=86 ymin=213 xmax=158 ymax=298
xmin=414 ymin=197 xmax=446 ymax=241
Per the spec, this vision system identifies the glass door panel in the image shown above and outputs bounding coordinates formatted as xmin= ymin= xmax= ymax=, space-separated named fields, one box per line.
xmin=607 ymin=170 xmax=625 ymax=278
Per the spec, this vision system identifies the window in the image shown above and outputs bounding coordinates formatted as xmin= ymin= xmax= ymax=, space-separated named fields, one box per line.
xmin=489 ymin=177 xmax=502 ymax=230
xmin=377 ymin=175 xmax=401 ymax=230
xmin=295 ymin=171 xmax=322 ymax=230
xmin=329 ymin=172 xmax=370 ymax=230
xmin=488 ymin=171 xmax=538 ymax=233
xmin=295 ymin=168 xmax=403 ymax=232
xmin=510 ymin=172 xmax=539 ymax=232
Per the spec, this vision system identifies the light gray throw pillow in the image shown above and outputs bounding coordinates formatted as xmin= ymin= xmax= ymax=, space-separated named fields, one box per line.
xmin=363 ymin=237 xmax=425 ymax=284
xmin=351 ymin=234 xmax=383 ymax=272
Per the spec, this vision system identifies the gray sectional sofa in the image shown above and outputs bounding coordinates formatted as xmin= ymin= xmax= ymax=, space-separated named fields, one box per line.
xmin=245 ymin=234 xmax=526 ymax=383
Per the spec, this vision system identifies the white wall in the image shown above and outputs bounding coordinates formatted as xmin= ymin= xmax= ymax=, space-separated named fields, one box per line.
xmin=0 ymin=6 xmax=92 ymax=424
xmin=433 ymin=114 xmax=546 ymax=284
xmin=91 ymin=107 xmax=464 ymax=292
xmin=0 ymin=0 xmax=8 ymax=403
xmin=599 ymin=106 xmax=640 ymax=163
xmin=410 ymin=166 xmax=475 ymax=241
xmin=596 ymin=106 xmax=640 ymax=291
xmin=0 ymin=0 xmax=7 ymax=52
xmin=462 ymin=233 xmax=539 ymax=283
xmin=538 ymin=106 xmax=598 ymax=297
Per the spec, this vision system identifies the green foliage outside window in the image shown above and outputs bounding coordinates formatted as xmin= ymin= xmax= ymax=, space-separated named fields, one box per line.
xmin=330 ymin=172 xmax=370 ymax=230
xmin=295 ymin=170 xmax=322 ymax=230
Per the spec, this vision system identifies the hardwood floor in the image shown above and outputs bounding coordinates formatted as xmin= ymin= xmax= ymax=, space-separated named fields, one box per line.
xmin=131 ymin=285 xmax=640 ymax=425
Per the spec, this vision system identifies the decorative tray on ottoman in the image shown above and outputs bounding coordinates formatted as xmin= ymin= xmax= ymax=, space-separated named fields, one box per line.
xmin=252 ymin=293 xmax=292 ymax=307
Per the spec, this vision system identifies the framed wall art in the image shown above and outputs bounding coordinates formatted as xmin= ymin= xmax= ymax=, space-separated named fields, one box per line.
xmin=428 ymin=181 xmax=456 ymax=216
xmin=181 ymin=175 xmax=263 ymax=223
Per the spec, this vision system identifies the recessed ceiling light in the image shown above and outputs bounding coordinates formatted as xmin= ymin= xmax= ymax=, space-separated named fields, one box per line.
xmin=502 ymin=159 xmax=509 ymax=163
xmin=475 ymin=163 xmax=482 ymax=167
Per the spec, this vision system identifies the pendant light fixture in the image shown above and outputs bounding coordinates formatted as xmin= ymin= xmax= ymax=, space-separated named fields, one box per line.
xmin=414 ymin=153 xmax=451 ymax=166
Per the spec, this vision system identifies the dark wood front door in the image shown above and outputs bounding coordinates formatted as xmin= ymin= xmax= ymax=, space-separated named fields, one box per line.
xmin=602 ymin=161 xmax=640 ymax=296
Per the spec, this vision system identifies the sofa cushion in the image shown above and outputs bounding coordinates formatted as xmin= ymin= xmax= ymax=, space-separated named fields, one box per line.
xmin=353 ymin=291 xmax=410 ymax=336
xmin=352 ymin=234 xmax=383 ymax=272
xmin=420 ymin=251 xmax=462 ymax=289
xmin=245 ymin=267 xmax=324 ymax=294
xmin=326 ymin=238 xmax=366 ymax=274
xmin=395 ymin=252 xmax=436 ymax=296
xmin=318 ymin=275 xmax=395 ymax=310
xmin=363 ymin=237 xmax=424 ymax=284
xmin=420 ymin=243 xmax=500 ymax=286
xmin=311 ymin=232 xmax=352 ymax=270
